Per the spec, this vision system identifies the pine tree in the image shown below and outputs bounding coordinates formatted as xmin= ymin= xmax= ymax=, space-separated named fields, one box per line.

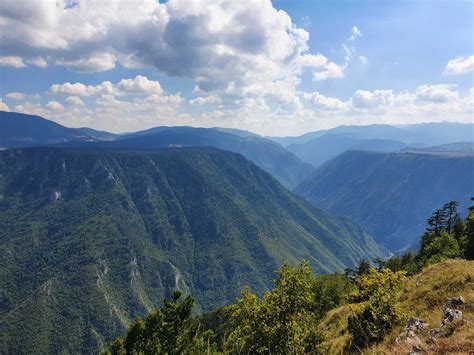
xmin=426 ymin=208 xmax=447 ymax=234
xmin=443 ymin=201 xmax=459 ymax=234
xmin=465 ymin=198 xmax=474 ymax=260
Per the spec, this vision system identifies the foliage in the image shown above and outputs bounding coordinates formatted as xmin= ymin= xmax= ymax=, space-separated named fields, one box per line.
xmin=227 ymin=261 xmax=323 ymax=354
xmin=103 ymin=291 xmax=211 ymax=355
xmin=465 ymin=198 xmax=474 ymax=260
xmin=347 ymin=268 xmax=405 ymax=348
xmin=311 ymin=273 xmax=354 ymax=320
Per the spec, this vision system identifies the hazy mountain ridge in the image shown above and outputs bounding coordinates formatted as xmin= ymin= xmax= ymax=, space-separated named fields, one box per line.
xmin=270 ymin=122 xmax=474 ymax=167
xmin=269 ymin=122 xmax=474 ymax=147
xmin=0 ymin=111 xmax=94 ymax=148
xmin=0 ymin=112 xmax=313 ymax=188
xmin=287 ymin=134 xmax=407 ymax=167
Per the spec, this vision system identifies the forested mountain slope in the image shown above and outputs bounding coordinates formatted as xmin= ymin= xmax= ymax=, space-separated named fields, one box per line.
xmin=0 ymin=147 xmax=382 ymax=354
xmin=295 ymin=150 xmax=474 ymax=251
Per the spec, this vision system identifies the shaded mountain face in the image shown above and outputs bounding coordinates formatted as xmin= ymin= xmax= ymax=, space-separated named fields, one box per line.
xmin=287 ymin=134 xmax=406 ymax=167
xmin=0 ymin=111 xmax=93 ymax=148
xmin=0 ymin=147 xmax=383 ymax=354
xmin=102 ymin=127 xmax=314 ymax=189
xmin=295 ymin=150 xmax=474 ymax=252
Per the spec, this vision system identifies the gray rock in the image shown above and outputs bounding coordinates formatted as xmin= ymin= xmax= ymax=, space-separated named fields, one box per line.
xmin=429 ymin=327 xmax=441 ymax=337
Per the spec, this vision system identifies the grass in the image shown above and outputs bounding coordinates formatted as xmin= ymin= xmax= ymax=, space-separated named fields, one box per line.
xmin=316 ymin=259 xmax=474 ymax=354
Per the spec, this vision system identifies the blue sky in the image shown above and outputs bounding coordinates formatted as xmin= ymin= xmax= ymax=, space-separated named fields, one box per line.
xmin=0 ymin=0 xmax=472 ymax=135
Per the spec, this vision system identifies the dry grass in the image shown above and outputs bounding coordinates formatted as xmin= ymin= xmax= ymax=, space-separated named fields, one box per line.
xmin=316 ymin=259 xmax=474 ymax=354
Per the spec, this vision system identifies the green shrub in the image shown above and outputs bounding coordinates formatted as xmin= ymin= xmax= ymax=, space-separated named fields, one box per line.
xmin=348 ymin=269 xmax=405 ymax=348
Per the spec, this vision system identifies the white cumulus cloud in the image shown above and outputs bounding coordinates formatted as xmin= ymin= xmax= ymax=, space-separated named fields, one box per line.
xmin=415 ymin=84 xmax=458 ymax=103
xmin=0 ymin=99 xmax=11 ymax=112
xmin=46 ymin=101 xmax=65 ymax=111
xmin=5 ymin=92 xmax=26 ymax=100
xmin=443 ymin=55 xmax=474 ymax=75
xmin=0 ymin=56 xmax=26 ymax=68
xmin=0 ymin=0 xmax=346 ymax=103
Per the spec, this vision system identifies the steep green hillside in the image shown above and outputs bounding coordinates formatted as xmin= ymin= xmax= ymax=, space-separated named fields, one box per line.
xmin=0 ymin=147 xmax=382 ymax=354
xmin=295 ymin=150 xmax=474 ymax=251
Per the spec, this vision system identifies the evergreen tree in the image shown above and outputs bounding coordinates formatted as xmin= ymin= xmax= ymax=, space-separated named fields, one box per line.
xmin=443 ymin=201 xmax=459 ymax=234
xmin=465 ymin=198 xmax=474 ymax=260
xmin=356 ymin=259 xmax=371 ymax=275
xmin=426 ymin=208 xmax=447 ymax=234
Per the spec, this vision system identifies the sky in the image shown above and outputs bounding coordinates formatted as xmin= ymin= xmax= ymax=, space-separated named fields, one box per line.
xmin=0 ymin=0 xmax=473 ymax=136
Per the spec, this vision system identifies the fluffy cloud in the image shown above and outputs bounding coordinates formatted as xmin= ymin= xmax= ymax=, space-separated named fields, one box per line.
xmin=0 ymin=56 xmax=26 ymax=68
xmin=314 ymin=62 xmax=346 ymax=81
xmin=351 ymin=89 xmax=395 ymax=108
xmin=0 ymin=0 xmax=345 ymax=103
xmin=56 ymin=53 xmax=116 ymax=73
xmin=190 ymin=95 xmax=222 ymax=105
xmin=46 ymin=101 xmax=65 ymax=111
xmin=415 ymin=84 xmax=458 ymax=103
xmin=301 ymin=91 xmax=347 ymax=111
xmin=26 ymin=57 xmax=48 ymax=68
xmin=443 ymin=55 xmax=474 ymax=75
xmin=5 ymin=92 xmax=26 ymax=100
xmin=14 ymin=75 xmax=183 ymax=132
xmin=0 ymin=99 xmax=10 ymax=111
xmin=117 ymin=75 xmax=163 ymax=95
xmin=66 ymin=96 xmax=85 ymax=106
xmin=50 ymin=75 xmax=170 ymax=99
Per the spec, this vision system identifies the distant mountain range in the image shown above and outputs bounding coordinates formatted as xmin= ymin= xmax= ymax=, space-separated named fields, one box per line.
xmin=286 ymin=134 xmax=407 ymax=168
xmin=295 ymin=150 xmax=474 ymax=252
xmin=401 ymin=141 xmax=474 ymax=156
xmin=0 ymin=147 xmax=384 ymax=353
xmin=269 ymin=122 xmax=474 ymax=167
xmin=269 ymin=122 xmax=474 ymax=147
xmin=0 ymin=111 xmax=312 ymax=188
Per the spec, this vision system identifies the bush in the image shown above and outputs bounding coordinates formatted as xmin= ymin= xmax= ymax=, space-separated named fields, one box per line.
xmin=348 ymin=269 xmax=405 ymax=348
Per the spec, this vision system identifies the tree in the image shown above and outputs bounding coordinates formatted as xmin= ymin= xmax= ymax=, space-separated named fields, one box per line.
xmin=465 ymin=198 xmax=474 ymax=260
xmin=426 ymin=208 xmax=447 ymax=234
xmin=443 ymin=201 xmax=459 ymax=234
xmin=348 ymin=268 xmax=405 ymax=348
xmin=356 ymin=259 xmax=371 ymax=275
xmin=227 ymin=261 xmax=322 ymax=354
xmin=104 ymin=291 xmax=211 ymax=355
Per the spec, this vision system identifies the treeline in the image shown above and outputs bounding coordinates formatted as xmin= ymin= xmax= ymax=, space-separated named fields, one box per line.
xmin=382 ymin=199 xmax=474 ymax=274
xmin=104 ymin=199 xmax=474 ymax=354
